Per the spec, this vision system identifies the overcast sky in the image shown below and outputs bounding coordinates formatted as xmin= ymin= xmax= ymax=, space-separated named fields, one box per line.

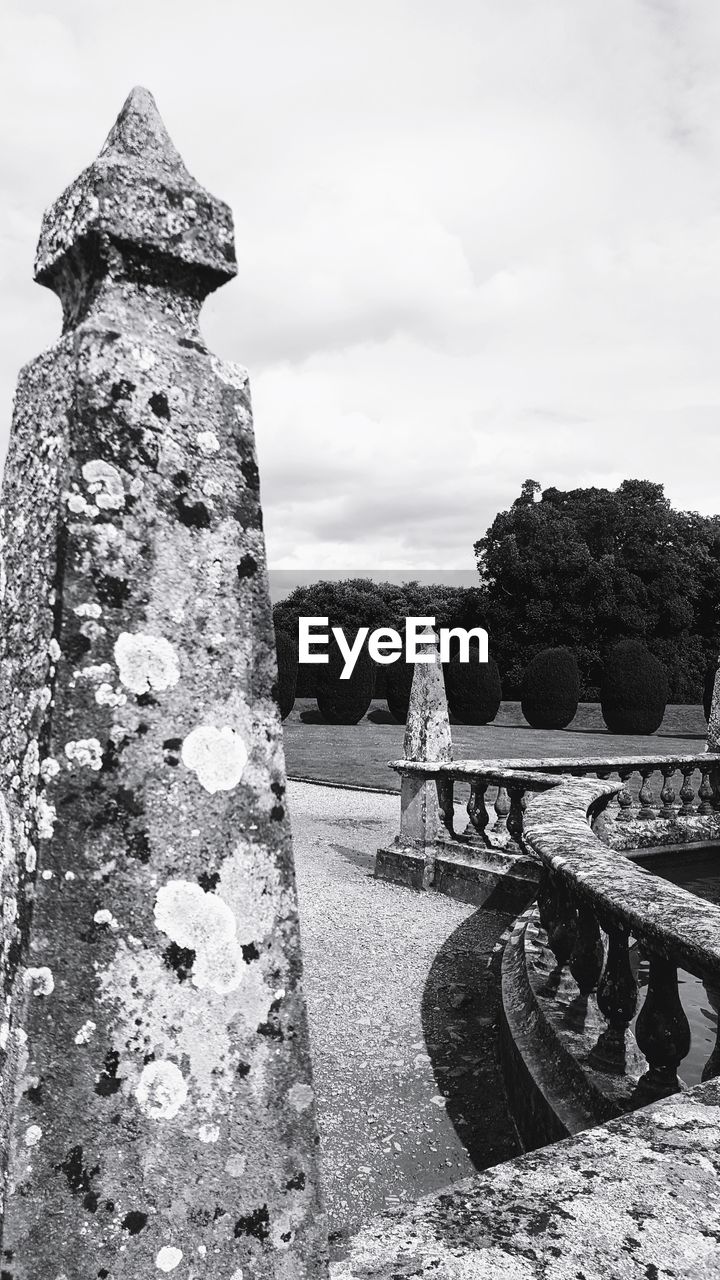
xmin=2 ymin=1 xmax=720 ymax=573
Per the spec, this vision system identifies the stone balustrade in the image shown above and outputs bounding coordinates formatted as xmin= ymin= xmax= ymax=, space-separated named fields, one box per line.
xmin=387 ymin=752 xmax=720 ymax=854
xmin=523 ymin=774 xmax=720 ymax=1101
xmin=379 ymin=753 xmax=720 ymax=1112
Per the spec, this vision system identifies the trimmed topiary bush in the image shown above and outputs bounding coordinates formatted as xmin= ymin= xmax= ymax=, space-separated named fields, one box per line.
xmin=600 ymin=640 xmax=668 ymax=735
xmin=444 ymin=650 xmax=501 ymax=725
xmin=275 ymin=630 xmax=298 ymax=721
xmin=521 ymin=647 xmax=579 ymax=730
xmin=385 ymin=656 xmax=416 ymax=724
xmin=316 ymin=630 xmax=375 ymax=724
xmin=704 ymin=660 xmax=718 ymax=722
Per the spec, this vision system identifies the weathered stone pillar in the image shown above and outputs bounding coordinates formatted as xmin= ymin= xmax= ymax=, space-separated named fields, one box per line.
xmin=397 ymin=630 xmax=452 ymax=886
xmin=0 ymin=88 xmax=327 ymax=1277
xmin=707 ymin=663 xmax=720 ymax=753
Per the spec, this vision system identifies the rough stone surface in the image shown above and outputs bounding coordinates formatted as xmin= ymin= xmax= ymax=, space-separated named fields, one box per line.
xmin=333 ymin=1078 xmax=720 ymax=1279
xmin=0 ymin=88 xmax=326 ymax=1276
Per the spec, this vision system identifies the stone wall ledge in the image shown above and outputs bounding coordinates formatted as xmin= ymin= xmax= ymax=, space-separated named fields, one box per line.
xmin=331 ymin=1077 xmax=720 ymax=1279
xmin=375 ymin=839 xmax=539 ymax=911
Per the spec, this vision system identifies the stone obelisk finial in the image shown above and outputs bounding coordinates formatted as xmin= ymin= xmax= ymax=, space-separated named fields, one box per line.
xmin=707 ymin=663 xmax=720 ymax=754
xmin=0 ymin=89 xmax=327 ymax=1276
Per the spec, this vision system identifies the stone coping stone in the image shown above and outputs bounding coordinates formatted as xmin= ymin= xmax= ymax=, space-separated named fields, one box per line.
xmin=331 ymin=1079 xmax=720 ymax=1279
xmin=389 ymin=753 xmax=720 ymax=775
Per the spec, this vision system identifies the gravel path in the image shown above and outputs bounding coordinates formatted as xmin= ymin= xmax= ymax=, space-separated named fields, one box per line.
xmin=288 ymin=781 xmax=521 ymax=1250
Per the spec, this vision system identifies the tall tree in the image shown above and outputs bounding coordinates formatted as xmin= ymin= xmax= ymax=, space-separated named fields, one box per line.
xmin=475 ymin=479 xmax=720 ymax=701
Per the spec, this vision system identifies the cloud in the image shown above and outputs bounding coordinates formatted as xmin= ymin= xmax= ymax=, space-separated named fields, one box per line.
xmin=2 ymin=0 xmax=720 ymax=571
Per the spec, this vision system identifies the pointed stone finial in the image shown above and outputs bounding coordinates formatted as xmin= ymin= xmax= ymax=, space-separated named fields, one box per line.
xmin=403 ymin=628 xmax=452 ymax=763
xmin=0 ymin=93 xmax=326 ymax=1274
xmin=35 ymin=87 xmax=236 ymax=307
xmin=707 ymin=663 xmax=720 ymax=753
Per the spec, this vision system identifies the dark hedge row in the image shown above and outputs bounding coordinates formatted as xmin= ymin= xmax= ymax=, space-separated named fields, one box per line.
xmin=275 ymin=626 xmax=701 ymax=735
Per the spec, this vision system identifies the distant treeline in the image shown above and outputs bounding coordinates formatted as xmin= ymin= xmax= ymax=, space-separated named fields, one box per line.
xmin=273 ymin=478 xmax=720 ymax=705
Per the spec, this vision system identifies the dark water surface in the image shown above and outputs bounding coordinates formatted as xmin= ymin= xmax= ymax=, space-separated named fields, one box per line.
xmin=636 ymin=847 xmax=720 ymax=1087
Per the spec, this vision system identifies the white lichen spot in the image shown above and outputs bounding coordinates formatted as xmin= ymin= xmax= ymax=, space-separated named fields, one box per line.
xmin=65 ymin=871 xmax=76 ymax=881
xmin=288 ymin=1083 xmax=314 ymax=1113
xmin=154 ymin=880 xmax=248 ymax=994
xmin=65 ymin=739 xmax=103 ymax=771
xmin=82 ymin=460 xmax=125 ymax=510
xmin=36 ymin=796 xmax=56 ymax=840
xmin=74 ymin=602 xmax=102 ymax=619
xmin=25 ymin=847 xmax=36 ymax=873
xmin=24 ymin=1124 xmax=42 ymax=1148
xmin=67 ymin=492 xmax=89 ymax=515
xmin=41 ymin=869 xmax=53 ymax=881
xmin=94 ymin=908 xmax=118 ymax=929
xmin=48 ymin=638 xmax=61 ymax=662
xmin=40 ymin=757 xmax=60 ymax=783
xmin=95 ymin=683 xmax=127 ymax=708
xmin=196 ymin=430 xmax=220 ymax=455
xmin=80 ymin=620 xmax=106 ymax=642
xmin=25 ymin=967 xmax=54 ymax=996
xmin=181 ymin=725 xmax=248 ymax=794
xmin=136 ymin=1060 xmax=188 ymax=1120
xmin=74 ymin=1020 xmax=96 ymax=1045
xmin=225 ymin=1154 xmax=246 ymax=1178
xmin=114 ymin=632 xmax=180 ymax=695
xmin=155 ymin=1247 xmax=183 ymax=1273
xmin=129 ymin=476 xmax=144 ymax=497
xmin=229 ymin=1271 xmax=244 ymax=1280
xmin=202 ymin=477 xmax=223 ymax=497
xmin=198 ymin=1123 xmax=219 ymax=1143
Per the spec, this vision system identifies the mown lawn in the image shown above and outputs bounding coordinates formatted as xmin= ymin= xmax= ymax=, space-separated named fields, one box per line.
xmin=282 ymin=699 xmax=707 ymax=791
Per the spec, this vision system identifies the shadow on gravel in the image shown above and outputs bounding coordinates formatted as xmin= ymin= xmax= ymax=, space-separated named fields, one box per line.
xmin=421 ymin=900 xmax=522 ymax=1172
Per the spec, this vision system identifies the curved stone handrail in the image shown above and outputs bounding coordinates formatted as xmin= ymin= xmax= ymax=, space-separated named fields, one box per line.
xmin=523 ymin=775 xmax=720 ymax=982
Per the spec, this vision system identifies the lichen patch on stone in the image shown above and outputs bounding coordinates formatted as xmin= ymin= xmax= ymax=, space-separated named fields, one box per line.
xmin=114 ymin=631 xmax=180 ymax=695
xmin=136 ymin=1060 xmax=188 ymax=1120
xmin=65 ymin=738 xmax=103 ymax=771
xmin=155 ymin=1246 xmax=183 ymax=1272
xmin=181 ymin=724 xmax=248 ymax=793
xmin=82 ymin=459 xmax=125 ymax=510
xmin=196 ymin=430 xmax=220 ymax=455
xmin=25 ymin=967 xmax=54 ymax=996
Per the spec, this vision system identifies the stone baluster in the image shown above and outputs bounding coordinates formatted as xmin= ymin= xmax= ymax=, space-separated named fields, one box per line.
xmin=568 ymin=901 xmax=604 ymax=996
xmin=634 ymin=953 xmax=691 ymax=1100
xmin=494 ymin=785 xmax=511 ymax=835
xmin=711 ymin=767 xmax=720 ymax=811
xmin=536 ymin=873 xmax=577 ymax=972
xmin=698 ymin=768 xmax=715 ymax=815
xmin=616 ymin=768 xmax=634 ymax=821
xmin=659 ymin=764 xmax=677 ymax=818
xmin=506 ymin=782 xmax=525 ymax=846
xmin=436 ymin=776 xmax=455 ymax=839
xmin=466 ymin=780 xmax=490 ymax=845
xmin=0 ymin=88 xmax=327 ymax=1273
xmin=589 ymin=923 xmax=638 ymax=1073
xmin=679 ymin=766 xmax=696 ymax=816
xmin=637 ymin=766 xmax=657 ymax=819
